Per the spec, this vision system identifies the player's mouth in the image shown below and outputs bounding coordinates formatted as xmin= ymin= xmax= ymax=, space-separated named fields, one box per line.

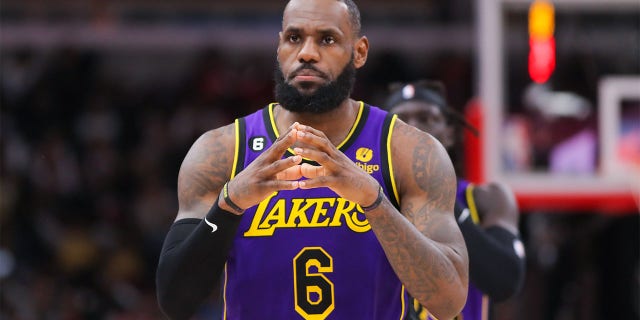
xmin=290 ymin=67 xmax=327 ymax=83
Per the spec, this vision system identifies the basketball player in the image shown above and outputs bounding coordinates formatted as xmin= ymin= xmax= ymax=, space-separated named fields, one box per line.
xmin=384 ymin=80 xmax=526 ymax=320
xmin=155 ymin=1 xmax=468 ymax=319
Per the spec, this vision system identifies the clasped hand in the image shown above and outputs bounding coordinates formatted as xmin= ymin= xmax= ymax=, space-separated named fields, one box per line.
xmin=225 ymin=122 xmax=380 ymax=212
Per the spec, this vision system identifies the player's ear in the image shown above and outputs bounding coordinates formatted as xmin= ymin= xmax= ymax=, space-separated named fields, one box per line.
xmin=353 ymin=36 xmax=369 ymax=69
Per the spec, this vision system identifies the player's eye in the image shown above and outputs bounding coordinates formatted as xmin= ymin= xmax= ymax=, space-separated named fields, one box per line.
xmin=322 ymin=36 xmax=336 ymax=45
xmin=288 ymin=34 xmax=301 ymax=43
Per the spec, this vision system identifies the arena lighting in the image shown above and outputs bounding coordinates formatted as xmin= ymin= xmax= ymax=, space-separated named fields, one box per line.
xmin=528 ymin=0 xmax=556 ymax=83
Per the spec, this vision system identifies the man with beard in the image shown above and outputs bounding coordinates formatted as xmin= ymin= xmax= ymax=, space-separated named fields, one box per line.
xmin=155 ymin=1 xmax=468 ymax=319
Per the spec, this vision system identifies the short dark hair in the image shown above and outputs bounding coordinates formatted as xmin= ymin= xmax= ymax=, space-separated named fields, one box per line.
xmin=284 ymin=0 xmax=361 ymax=36
xmin=340 ymin=0 xmax=362 ymax=36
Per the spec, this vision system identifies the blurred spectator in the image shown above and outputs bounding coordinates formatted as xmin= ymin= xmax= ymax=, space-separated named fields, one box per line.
xmin=503 ymin=83 xmax=598 ymax=175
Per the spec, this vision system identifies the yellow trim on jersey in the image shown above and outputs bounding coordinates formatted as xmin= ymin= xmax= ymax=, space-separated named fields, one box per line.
xmin=400 ymin=285 xmax=406 ymax=320
xmin=268 ymin=102 xmax=278 ymax=137
xmin=231 ymin=119 xmax=241 ymax=179
xmin=224 ymin=120 xmax=240 ymax=318
xmin=465 ymin=184 xmax=481 ymax=224
xmin=391 ymin=116 xmax=406 ymax=320
xmin=387 ymin=115 xmax=401 ymax=205
xmin=337 ymin=101 xmax=364 ymax=149
xmin=268 ymin=102 xmax=365 ymax=155
xmin=423 ymin=308 xmax=440 ymax=320
xmin=223 ymin=263 xmax=228 ymax=319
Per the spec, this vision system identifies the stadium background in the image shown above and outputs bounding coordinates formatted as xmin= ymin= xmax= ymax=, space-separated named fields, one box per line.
xmin=1 ymin=1 xmax=638 ymax=319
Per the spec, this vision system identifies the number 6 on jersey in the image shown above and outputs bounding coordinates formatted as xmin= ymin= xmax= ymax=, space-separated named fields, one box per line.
xmin=293 ymin=247 xmax=335 ymax=319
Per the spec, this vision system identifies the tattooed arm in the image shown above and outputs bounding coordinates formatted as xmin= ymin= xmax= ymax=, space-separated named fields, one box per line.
xmin=176 ymin=124 xmax=236 ymax=220
xmin=367 ymin=121 xmax=469 ymax=320
xmin=156 ymin=125 xmax=238 ymax=319
xmin=157 ymin=123 xmax=305 ymax=319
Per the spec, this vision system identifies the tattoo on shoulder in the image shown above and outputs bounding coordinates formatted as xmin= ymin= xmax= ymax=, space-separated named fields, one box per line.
xmin=410 ymin=132 xmax=455 ymax=206
xmin=179 ymin=124 xmax=235 ymax=207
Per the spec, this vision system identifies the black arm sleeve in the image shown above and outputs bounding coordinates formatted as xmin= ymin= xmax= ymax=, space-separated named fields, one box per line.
xmin=455 ymin=202 xmax=526 ymax=302
xmin=156 ymin=201 xmax=242 ymax=320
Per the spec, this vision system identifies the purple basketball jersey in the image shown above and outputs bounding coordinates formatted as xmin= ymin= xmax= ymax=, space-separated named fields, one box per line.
xmin=455 ymin=179 xmax=489 ymax=320
xmin=419 ymin=181 xmax=488 ymax=320
xmin=222 ymin=103 xmax=410 ymax=319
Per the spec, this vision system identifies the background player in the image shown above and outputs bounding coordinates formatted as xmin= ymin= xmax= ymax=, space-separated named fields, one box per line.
xmin=384 ymin=80 xmax=526 ymax=320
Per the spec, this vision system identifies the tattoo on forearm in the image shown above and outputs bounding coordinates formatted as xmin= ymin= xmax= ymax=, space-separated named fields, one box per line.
xmin=373 ymin=124 xmax=462 ymax=313
xmin=370 ymin=201 xmax=446 ymax=298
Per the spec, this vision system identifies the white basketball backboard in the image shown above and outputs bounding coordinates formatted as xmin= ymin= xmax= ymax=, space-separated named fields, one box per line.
xmin=474 ymin=0 xmax=639 ymax=213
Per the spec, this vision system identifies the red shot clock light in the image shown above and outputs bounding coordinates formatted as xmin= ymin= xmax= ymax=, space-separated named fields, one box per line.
xmin=528 ymin=0 xmax=556 ymax=83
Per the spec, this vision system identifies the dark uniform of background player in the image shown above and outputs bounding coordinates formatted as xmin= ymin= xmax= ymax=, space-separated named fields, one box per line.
xmin=384 ymin=80 xmax=526 ymax=320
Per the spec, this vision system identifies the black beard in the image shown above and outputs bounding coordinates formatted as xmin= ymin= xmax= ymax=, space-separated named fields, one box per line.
xmin=274 ymin=58 xmax=356 ymax=114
